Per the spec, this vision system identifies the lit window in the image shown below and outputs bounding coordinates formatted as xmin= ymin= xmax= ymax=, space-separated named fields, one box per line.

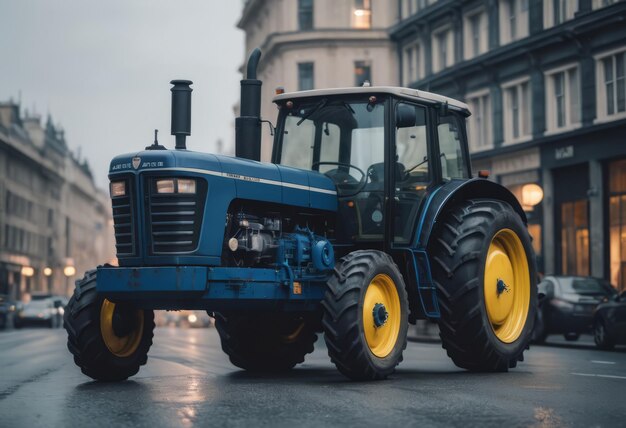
xmin=502 ymin=79 xmax=532 ymax=143
xmin=353 ymin=0 xmax=372 ymax=29
xmin=545 ymin=65 xmax=581 ymax=132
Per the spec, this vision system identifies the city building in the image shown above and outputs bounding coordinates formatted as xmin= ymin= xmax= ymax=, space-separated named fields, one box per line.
xmin=238 ymin=0 xmax=399 ymax=161
xmin=391 ymin=0 xmax=626 ymax=290
xmin=0 ymin=101 xmax=115 ymax=300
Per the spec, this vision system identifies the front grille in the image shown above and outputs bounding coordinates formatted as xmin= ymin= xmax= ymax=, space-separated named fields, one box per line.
xmin=112 ymin=178 xmax=136 ymax=257
xmin=148 ymin=179 xmax=206 ymax=254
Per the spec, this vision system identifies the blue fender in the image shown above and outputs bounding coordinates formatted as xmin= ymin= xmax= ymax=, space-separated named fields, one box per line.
xmin=415 ymin=178 xmax=526 ymax=250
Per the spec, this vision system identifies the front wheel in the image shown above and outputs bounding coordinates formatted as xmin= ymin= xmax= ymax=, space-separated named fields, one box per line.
xmin=322 ymin=250 xmax=408 ymax=380
xmin=430 ymin=199 xmax=537 ymax=372
xmin=594 ymin=319 xmax=614 ymax=350
xmin=64 ymin=270 xmax=155 ymax=381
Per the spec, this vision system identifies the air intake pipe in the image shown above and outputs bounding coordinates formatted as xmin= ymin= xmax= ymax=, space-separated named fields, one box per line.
xmin=235 ymin=48 xmax=262 ymax=161
xmin=170 ymin=79 xmax=193 ymax=150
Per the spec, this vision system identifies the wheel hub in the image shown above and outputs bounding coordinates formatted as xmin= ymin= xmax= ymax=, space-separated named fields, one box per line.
xmin=372 ymin=303 xmax=388 ymax=327
xmin=100 ymin=299 xmax=144 ymax=357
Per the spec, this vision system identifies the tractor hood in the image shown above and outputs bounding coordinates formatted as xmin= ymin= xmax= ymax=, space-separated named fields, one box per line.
xmin=108 ymin=150 xmax=338 ymax=212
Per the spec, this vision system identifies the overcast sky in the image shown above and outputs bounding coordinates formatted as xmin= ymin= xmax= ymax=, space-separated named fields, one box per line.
xmin=0 ymin=1 xmax=245 ymax=188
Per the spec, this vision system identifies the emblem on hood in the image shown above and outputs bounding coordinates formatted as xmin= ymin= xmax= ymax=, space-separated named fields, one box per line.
xmin=132 ymin=157 xmax=141 ymax=170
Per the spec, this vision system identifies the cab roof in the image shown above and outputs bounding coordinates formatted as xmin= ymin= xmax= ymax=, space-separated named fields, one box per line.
xmin=273 ymin=86 xmax=470 ymax=115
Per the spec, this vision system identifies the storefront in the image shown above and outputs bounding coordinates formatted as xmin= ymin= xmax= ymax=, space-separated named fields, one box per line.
xmin=609 ymin=158 xmax=626 ymax=291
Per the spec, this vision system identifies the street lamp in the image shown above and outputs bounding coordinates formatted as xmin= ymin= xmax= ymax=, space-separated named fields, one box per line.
xmin=521 ymin=183 xmax=544 ymax=210
xmin=63 ymin=265 xmax=76 ymax=277
xmin=21 ymin=266 xmax=35 ymax=277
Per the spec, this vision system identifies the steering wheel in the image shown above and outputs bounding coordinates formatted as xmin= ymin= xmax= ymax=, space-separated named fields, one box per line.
xmin=312 ymin=161 xmax=366 ymax=196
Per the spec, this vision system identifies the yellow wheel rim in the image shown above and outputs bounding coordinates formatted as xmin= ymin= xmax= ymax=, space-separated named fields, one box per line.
xmin=484 ymin=229 xmax=530 ymax=343
xmin=363 ymin=274 xmax=401 ymax=358
xmin=100 ymin=299 xmax=144 ymax=357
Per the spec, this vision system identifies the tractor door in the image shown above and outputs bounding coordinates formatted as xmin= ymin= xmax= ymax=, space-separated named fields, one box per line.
xmin=390 ymin=101 xmax=432 ymax=244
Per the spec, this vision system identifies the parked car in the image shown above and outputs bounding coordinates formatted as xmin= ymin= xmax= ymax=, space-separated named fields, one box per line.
xmin=532 ymin=276 xmax=617 ymax=343
xmin=0 ymin=294 xmax=18 ymax=330
xmin=593 ymin=290 xmax=626 ymax=350
xmin=14 ymin=298 xmax=62 ymax=328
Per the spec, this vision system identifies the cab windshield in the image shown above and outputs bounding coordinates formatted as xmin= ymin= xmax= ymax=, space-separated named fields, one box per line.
xmin=278 ymin=98 xmax=385 ymax=197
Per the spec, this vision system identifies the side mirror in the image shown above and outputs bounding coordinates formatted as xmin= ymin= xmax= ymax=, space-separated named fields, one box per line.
xmin=396 ymin=104 xmax=417 ymax=128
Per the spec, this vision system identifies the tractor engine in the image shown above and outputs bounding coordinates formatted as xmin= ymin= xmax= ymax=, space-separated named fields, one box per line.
xmin=224 ymin=210 xmax=334 ymax=274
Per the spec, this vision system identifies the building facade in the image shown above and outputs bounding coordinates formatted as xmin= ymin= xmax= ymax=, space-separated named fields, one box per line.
xmin=0 ymin=102 xmax=115 ymax=300
xmin=238 ymin=0 xmax=399 ymax=161
xmin=392 ymin=0 xmax=626 ymax=290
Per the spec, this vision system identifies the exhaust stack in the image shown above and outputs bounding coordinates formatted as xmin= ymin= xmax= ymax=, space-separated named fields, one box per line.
xmin=236 ymin=48 xmax=262 ymax=161
xmin=170 ymin=79 xmax=193 ymax=150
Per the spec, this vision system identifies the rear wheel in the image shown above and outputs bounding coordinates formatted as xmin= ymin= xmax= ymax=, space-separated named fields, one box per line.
xmin=64 ymin=270 xmax=155 ymax=381
xmin=215 ymin=313 xmax=317 ymax=372
xmin=594 ymin=319 xmax=614 ymax=350
xmin=430 ymin=199 xmax=537 ymax=372
xmin=322 ymin=250 xmax=408 ymax=380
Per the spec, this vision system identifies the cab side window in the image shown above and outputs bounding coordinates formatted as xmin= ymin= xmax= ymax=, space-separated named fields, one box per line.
xmin=437 ymin=114 xmax=468 ymax=180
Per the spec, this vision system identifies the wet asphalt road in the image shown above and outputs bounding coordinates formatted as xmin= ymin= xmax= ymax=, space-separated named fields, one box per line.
xmin=1 ymin=326 xmax=625 ymax=428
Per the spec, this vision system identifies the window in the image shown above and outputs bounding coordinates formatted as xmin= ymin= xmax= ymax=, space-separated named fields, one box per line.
xmin=544 ymin=0 xmax=578 ymax=28
xmin=402 ymin=0 xmax=429 ymax=19
xmin=353 ymin=0 xmax=371 ymax=29
xmin=499 ymin=0 xmax=528 ymax=45
xmin=298 ymin=62 xmax=314 ymax=91
xmin=466 ymin=91 xmax=492 ymax=151
xmin=438 ymin=114 xmax=469 ymax=180
xmin=545 ymin=65 xmax=580 ymax=132
xmin=503 ymin=79 xmax=531 ymax=143
xmin=609 ymin=158 xmax=626 ymax=291
xmin=464 ymin=9 xmax=488 ymax=59
xmin=561 ymin=199 xmax=589 ymax=276
xmin=298 ymin=0 xmax=313 ymax=30
xmin=593 ymin=0 xmax=620 ymax=9
xmin=403 ymin=42 xmax=422 ymax=85
xmin=354 ymin=61 xmax=372 ymax=86
xmin=597 ymin=50 xmax=626 ymax=120
xmin=394 ymin=103 xmax=429 ymax=243
xmin=432 ymin=27 xmax=453 ymax=72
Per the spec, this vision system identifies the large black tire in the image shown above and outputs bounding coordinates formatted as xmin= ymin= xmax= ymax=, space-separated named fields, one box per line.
xmin=593 ymin=318 xmax=614 ymax=350
xmin=64 ymin=270 xmax=155 ymax=381
xmin=430 ymin=199 xmax=537 ymax=372
xmin=322 ymin=250 xmax=408 ymax=380
xmin=215 ymin=313 xmax=317 ymax=372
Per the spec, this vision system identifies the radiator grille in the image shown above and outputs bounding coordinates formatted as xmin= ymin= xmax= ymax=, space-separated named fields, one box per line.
xmin=149 ymin=179 xmax=206 ymax=254
xmin=112 ymin=178 xmax=136 ymax=257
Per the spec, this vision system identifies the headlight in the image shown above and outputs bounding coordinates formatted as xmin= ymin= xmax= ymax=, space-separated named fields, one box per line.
xmin=177 ymin=179 xmax=196 ymax=194
xmin=156 ymin=178 xmax=196 ymax=194
xmin=156 ymin=179 xmax=175 ymax=194
xmin=110 ymin=181 xmax=126 ymax=197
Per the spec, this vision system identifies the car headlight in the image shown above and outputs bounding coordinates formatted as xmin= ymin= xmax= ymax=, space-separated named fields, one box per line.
xmin=156 ymin=178 xmax=196 ymax=194
xmin=188 ymin=314 xmax=198 ymax=323
xmin=110 ymin=181 xmax=126 ymax=197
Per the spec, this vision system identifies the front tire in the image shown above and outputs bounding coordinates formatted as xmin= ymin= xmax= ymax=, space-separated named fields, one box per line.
xmin=594 ymin=319 xmax=614 ymax=350
xmin=215 ymin=313 xmax=317 ymax=372
xmin=430 ymin=199 xmax=537 ymax=372
xmin=322 ymin=250 xmax=408 ymax=380
xmin=64 ymin=270 xmax=155 ymax=381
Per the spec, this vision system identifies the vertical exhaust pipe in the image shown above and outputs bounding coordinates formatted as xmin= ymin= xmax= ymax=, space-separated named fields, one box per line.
xmin=170 ymin=79 xmax=193 ymax=150
xmin=236 ymin=48 xmax=262 ymax=161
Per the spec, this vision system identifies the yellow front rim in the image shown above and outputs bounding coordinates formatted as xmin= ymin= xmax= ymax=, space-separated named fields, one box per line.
xmin=363 ymin=274 xmax=401 ymax=358
xmin=484 ymin=229 xmax=530 ymax=343
xmin=100 ymin=299 xmax=144 ymax=357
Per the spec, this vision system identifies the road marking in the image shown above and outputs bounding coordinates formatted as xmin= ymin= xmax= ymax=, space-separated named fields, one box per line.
xmin=591 ymin=360 xmax=616 ymax=365
xmin=571 ymin=372 xmax=626 ymax=380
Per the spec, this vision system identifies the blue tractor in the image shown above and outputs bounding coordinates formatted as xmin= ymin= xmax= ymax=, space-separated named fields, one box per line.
xmin=64 ymin=49 xmax=537 ymax=381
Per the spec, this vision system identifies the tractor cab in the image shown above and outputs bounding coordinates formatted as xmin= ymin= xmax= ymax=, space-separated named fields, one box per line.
xmin=272 ymin=87 xmax=471 ymax=246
